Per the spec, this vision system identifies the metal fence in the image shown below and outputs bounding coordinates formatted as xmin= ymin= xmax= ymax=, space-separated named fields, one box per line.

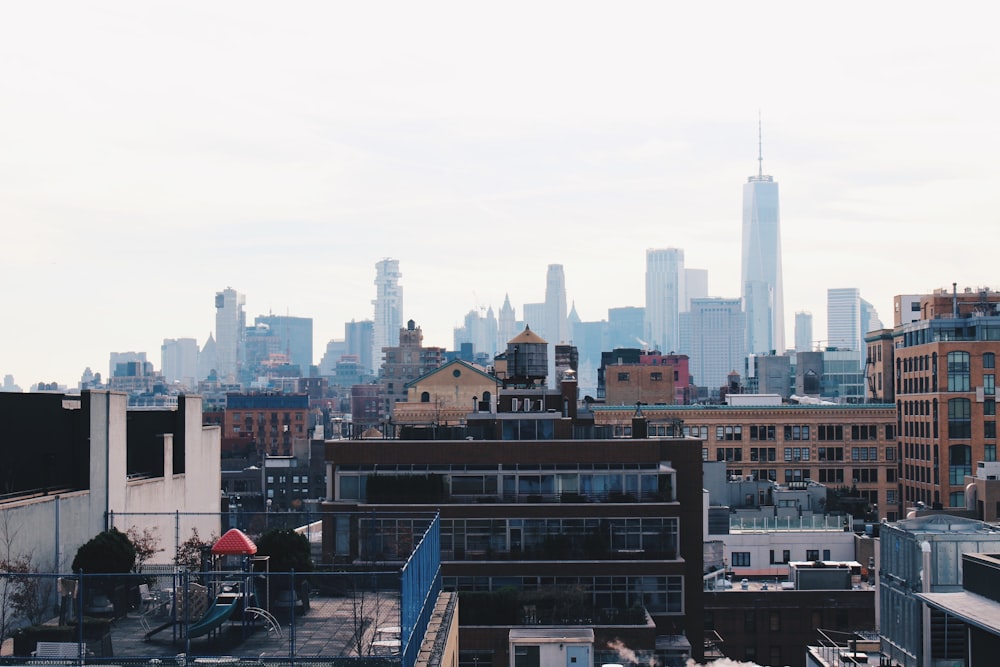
xmin=0 ymin=513 xmax=441 ymax=667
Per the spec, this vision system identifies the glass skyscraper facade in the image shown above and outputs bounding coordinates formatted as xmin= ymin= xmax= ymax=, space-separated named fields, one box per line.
xmin=741 ymin=138 xmax=785 ymax=355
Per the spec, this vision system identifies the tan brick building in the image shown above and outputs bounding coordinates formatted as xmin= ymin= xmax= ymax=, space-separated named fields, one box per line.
xmin=604 ymin=363 xmax=677 ymax=406
xmin=593 ymin=402 xmax=900 ymax=520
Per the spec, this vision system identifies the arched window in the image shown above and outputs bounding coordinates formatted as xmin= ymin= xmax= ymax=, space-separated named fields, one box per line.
xmin=482 ymin=391 xmax=491 ymax=407
xmin=420 ymin=391 xmax=430 ymax=403
xmin=949 ymin=444 xmax=972 ymax=487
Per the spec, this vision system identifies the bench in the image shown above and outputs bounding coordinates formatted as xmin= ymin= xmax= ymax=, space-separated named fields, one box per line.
xmin=32 ymin=641 xmax=81 ymax=658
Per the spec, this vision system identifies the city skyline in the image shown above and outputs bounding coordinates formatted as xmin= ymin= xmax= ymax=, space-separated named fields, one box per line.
xmin=3 ymin=3 xmax=1000 ymax=386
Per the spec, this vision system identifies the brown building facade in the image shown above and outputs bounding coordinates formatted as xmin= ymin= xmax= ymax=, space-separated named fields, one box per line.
xmin=867 ymin=287 xmax=1000 ymax=509
xmin=593 ymin=403 xmax=900 ymax=521
xmin=322 ymin=436 xmax=706 ymax=667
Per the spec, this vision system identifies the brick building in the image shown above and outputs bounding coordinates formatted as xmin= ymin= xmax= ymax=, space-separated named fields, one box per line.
xmin=593 ymin=401 xmax=900 ymax=521
xmin=867 ymin=286 xmax=1000 ymax=509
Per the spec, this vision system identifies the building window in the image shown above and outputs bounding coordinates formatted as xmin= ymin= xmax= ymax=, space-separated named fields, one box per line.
xmin=731 ymin=552 xmax=750 ymax=567
xmin=986 ymin=399 xmax=996 ymax=416
xmin=420 ymin=391 xmax=431 ymax=402
xmin=986 ymin=421 xmax=997 ymax=439
xmin=948 ymin=398 xmax=972 ymax=438
xmin=947 ymin=351 xmax=971 ymax=391
xmin=949 ymin=444 xmax=972 ymax=485
xmin=806 ymin=549 xmax=819 ymax=561
xmin=650 ymin=372 xmax=663 ymax=381
xmin=986 ymin=374 xmax=996 ymax=396
xmin=617 ymin=372 xmax=630 ymax=382
xmin=744 ymin=611 xmax=756 ymax=632
xmin=986 ymin=444 xmax=997 ymax=462
xmin=986 ymin=352 xmax=996 ymax=369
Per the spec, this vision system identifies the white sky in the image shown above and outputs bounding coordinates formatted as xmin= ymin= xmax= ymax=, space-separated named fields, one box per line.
xmin=2 ymin=2 xmax=999 ymax=387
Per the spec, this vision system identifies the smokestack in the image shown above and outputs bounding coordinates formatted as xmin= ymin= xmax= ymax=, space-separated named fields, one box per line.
xmin=953 ymin=282 xmax=959 ymax=318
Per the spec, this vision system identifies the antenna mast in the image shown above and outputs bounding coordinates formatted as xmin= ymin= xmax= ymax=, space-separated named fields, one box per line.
xmin=757 ymin=111 xmax=764 ymax=179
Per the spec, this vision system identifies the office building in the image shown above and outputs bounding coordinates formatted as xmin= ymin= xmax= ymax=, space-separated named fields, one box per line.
xmin=323 ymin=432 xmax=706 ymax=667
xmin=544 ymin=264 xmax=569 ymax=345
xmin=879 ymin=515 xmax=1000 ymax=667
xmin=161 ymin=338 xmax=199 ymax=388
xmin=344 ymin=319 xmax=374 ymax=376
xmin=867 ymin=286 xmax=1000 ymax=509
xmin=453 ymin=307 xmax=498 ymax=359
xmin=497 ymin=294 xmax=518 ymax=354
xmin=679 ymin=297 xmax=746 ymax=396
xmin=595 ymin=400 xmax=899 ymax=519
xmin=795 ymin=311 xmax=813 ymax=353
xmin=372 ymin=259 xmax=403 ymax=374
xmin=215 ymin=287 xmax=246 ymax=383
xmin=645 ymin=248 xmax=685 ymax=354
xmin=741 ymin=125 xmax=785 ymax=355
xmin=254 ymin=315 xmax=313 ymax=373
xmin=684 ymin=267 xmax=708 ymax=309
xmin=607 ymin=306 xmax=645 ymax=350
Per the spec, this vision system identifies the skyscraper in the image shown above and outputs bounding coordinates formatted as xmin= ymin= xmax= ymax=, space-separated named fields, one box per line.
xmin=678 ymin=297 xmax=746 ymax=396
xmin=741 ymin=123 xmax=785 ymax=354
xmin=645 ymin=248 xmax=685 ymax=353
xmin=684 ymin=268 xmax=709 ymax=309
xmin=214 ymin=287 xmax=246 ymax=382
xmin=161 ymin=338 xmax=199 ymax=388
xmin=497 ymin=294 xmax=518 ymax=352
xmin=544 ymin=264 xmax=569 ymax=345
xmin=254 ymin=314 xmax=314 ymax=372
xmin=827 ymin=288 xmax=862 ymax=351
xmin=794 ymin=311 xmax=813 ymax=353
xmin=372 ymin=259 xmax=403 ymax=374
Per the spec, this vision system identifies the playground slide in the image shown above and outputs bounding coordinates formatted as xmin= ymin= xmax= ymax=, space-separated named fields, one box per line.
xmin=186 ymin=598 xmax=240 ymax=638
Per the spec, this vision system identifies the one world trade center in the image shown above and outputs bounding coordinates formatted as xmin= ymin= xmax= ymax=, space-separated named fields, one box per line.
xmin=741 ymin=122 xmax=785 ymax=355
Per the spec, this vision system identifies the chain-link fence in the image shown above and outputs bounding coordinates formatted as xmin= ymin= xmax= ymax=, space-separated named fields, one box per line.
xmin=0 ymin=512 xmax=441 ymax=667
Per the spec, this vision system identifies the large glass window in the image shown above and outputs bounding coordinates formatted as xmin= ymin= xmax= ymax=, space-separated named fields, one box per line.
xmin=948 ymin=398 xmax=972 ymax=438
xmin=986 ymin=374 xmax=995 ymax=396
xmin=947 ymin=351 xmax=970 ymax=391
xmin=985 ymin=352 xmax=996 ymax=369
xmin=949 ymin=444 xmax=972 ymax=486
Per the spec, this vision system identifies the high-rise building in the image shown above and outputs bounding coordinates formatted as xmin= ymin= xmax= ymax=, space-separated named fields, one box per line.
xmin=741 ymin=124 xmax=785 ymax=354
xmin=684 ymin=267 xmax=708 ymax=309
xmin=254 ymin=315 xmax=314 ymax=372
xmin=161 ymin=338 xmax=199 ymax=388
xmin=860 ymin=298 xmax=883 ymax=340
xmin=453 ymin=308 xmax=498 ymax=359
xmin=645 ymin=248 xmax=685 ymax=354
xmin=215 ymin=287 xmax=246 ymax=382
xmin=827 ymin=288 xmax=862 ymax=352
xmin=679 ymin=297 xmax=746 ymax=396
xmin=866 ymin=286 xmax=1000 ymax=509
xmin=372 ymin=259 xmax=403 ymax=374
xmin=607 ymin=306 xmax=645 ymax=351
xmin=109 ymin=351 xmax=147 ymax=380
xmin=381 ymin=320 xmax=445 ymax=421
xmin=497 ymin=295 xmax=517 ymax=354
xmin=544 ymin=264 xmax=569 ymax=345
xmin=794 ymin=311 xmax=813 ymax=352
xmin=345 ymin=319 xmax=374 ymax=375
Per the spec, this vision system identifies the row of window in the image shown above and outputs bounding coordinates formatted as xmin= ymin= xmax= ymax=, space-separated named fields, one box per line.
xmin=443 ymin=574 xmax=684 ymax=614
xmin=681 ymin=423 xmax=894 ymax=443
xmin=715 ymin=446 xmax=885 ymax=462
xmin=730 ymin=548 xmax=832 ymax=567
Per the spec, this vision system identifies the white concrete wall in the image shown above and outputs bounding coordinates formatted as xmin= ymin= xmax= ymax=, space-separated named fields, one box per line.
xmin=723 ymin=529 xmax=856 ymax=576
xmin=0 ymin=392 xmax=222 ymax=572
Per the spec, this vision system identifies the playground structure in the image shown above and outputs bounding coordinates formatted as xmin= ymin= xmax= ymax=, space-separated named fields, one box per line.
xmin=143 ymin=529 xmax=279 ymax=643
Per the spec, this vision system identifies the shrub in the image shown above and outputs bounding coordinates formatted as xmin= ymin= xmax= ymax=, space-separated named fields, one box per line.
xmin=257 ymin=529 xmax=313 ymax=573
xmin=72 ymin=528 xmax=136 ymax=574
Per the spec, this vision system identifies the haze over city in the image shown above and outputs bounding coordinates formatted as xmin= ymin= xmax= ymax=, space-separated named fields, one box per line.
xmin=2 ymin=2 xmax=999 ymax=387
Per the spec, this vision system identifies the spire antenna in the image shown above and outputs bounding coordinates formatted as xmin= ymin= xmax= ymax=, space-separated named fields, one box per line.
xmin=757 ymin=111 xmax=764 ymax=179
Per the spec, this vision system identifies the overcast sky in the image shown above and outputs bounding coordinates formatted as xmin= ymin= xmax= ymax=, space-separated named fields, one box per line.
xmin=2 ymin=2 xmax=999 ymax=387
